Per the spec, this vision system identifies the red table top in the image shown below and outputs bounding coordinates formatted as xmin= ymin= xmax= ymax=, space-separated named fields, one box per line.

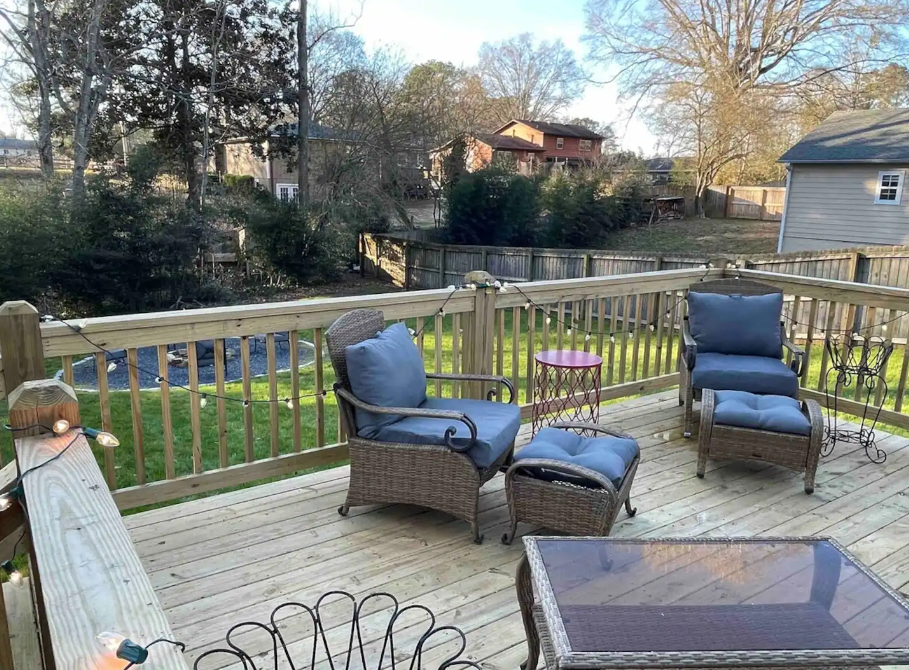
xmin=534 ymin=349 xmax=603 ymax=368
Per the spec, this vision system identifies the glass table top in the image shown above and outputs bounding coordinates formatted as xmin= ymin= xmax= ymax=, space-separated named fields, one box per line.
xmin=533 ymin=538 xmax=909 ymax=654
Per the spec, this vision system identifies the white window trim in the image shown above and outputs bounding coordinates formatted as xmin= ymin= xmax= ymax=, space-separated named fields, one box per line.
xmin=579 ymin=139 xmax=592 ymax=152
xmin=874 ymin=170 xmax=904 ymax=205
xmin=556 ymin=137 xmax=564 ymax=149
xmin=277 ymin=183 xmax=299 ymax=202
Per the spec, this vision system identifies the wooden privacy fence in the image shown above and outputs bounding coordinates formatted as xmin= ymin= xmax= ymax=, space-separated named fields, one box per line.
xmin=644 ymin=184 xmax=785 ymax=220
xmin=363 ymin=235 xmax=909 ymax=341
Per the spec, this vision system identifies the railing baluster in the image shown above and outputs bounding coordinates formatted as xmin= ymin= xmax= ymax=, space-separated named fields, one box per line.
xmin=157 ymin=345 xmax=176 ymax=480
xmin=855 ymin=306 xmax=875 ymax=401
xmin=452 ymin=313 xmax=461 ymax=398
xmin=542 ymin=304 xmax=550 ymax=352
xmin=289 ymin=330 xmax=302 ymax=452
xmin=631 ymin=295 xmax=643 ymax=380
xmin=240 ymin=335 xmax=254 ymax=462
xmin=596 ymin=298 xmax=605 ymax=360
xmin=643 ymin=293 xmax=654 ymax=378
xmin=434 ymin=314 xmax=443 ymax=397
xmin=654 ymin=291 xmax=666 ymax=377
xmin=787 ymin=296 xmax=801 ymax=366
xmin=214 ymin=339 xmax=229 ymax=466
xmin=619 ymin=295 xmax=630 ymax=384
xmin=584 ymin=299 xmax=593 ymax=353
xmin=496 ymin=309 xmax=504 ymax=400
xmin=895 ymin=320 xmax=909 ymax=412
xmin=266 ymin=333 xmax=280 ymax=457
xmin=526 ymin=305 xmax=536 ymax=404
xmin=570 ymin=300 xmax=579 ymax=350
xmin=186 ymin=341 xmax=203 ymax=473
xmin=875 ymin=309 xmax=891 ymax=407
xmin=94 ymin=352 xmax=115 ymax=489
xmin=511 ymin=306 xmax=520 ymax=395
xmin=62 ymin=355 xmax=74 ymax=387
xmin=126 ymin=347 xmax=145 ymax=485
xmin=557 ymin=302 xmax=565 ymax=350
xmin=416 ymin=316 xmax=425 ymax=355
xmin=801 ymin=298 xmax=818 ymax=388
xmin=676 ymin=290 xmax=689 ymax=371
xmin=314 ymin=328 xmax=325 ymax=449
xmin=607 ymin=297 xmax=617 ymax=386
xmin=817 ymin=301 xmax=838 ymax=392
xmin=665 ymin=290 xmax=679 ymax=373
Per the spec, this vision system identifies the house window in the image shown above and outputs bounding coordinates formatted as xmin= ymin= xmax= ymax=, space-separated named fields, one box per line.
xmin=875 ymin=171 xmax=905 ymax=205
xmin=277 ymin=183 xmax=299 ymax=202
xmin=579 ymin=139 xmax=592 ymax=152
xmin=556 ymin=137 xmax=564 ymax=149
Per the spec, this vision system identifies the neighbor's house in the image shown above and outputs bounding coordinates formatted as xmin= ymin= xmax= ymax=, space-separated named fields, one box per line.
xmin=430 ymin=133 xmax=546 ymax=178
xmin=215 ymin=122 xmax=355 ymax=201
xmin=494 ymin=119 xmax=604 ymax=165
xmin=777 ymin=109 xmax=909 ymax=252
xmin=430 ymin=119 xmax=604 ymax=180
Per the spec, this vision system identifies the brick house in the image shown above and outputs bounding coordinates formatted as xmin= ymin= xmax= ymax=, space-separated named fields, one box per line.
xmin=430 ymin=119 xmax=604 ymax=180
xmin=494 ymin=120 xmax=604 ymax=165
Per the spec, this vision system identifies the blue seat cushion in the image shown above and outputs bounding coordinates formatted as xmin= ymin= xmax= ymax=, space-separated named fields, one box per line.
xmin=346 ymin=322 xmax=428 ymax=438
xmin=692 ymin=353 xmax=799 ymax=398
xmin=515 ymin=427 xmax=639 ymax=488
xmin=370 ymin=397 xmax=520 ymax=469
xmin=714 ymin=390 xmax=810 ymax=435
xmin=688 ymin=292 xmax=783 ymax=358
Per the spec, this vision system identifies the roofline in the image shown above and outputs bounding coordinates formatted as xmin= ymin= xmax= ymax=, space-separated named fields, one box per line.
xmin=492 ymin=119 xmax=522 ymax=135
xmin=779 ymin=158 xmax=909 ymax=164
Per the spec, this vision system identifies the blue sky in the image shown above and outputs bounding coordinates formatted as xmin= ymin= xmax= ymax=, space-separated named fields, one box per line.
xmin=332 ymin=0 xmax=656 ymax=152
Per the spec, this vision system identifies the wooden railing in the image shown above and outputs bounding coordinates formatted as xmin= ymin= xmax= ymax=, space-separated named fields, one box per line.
xmin=0 ymin=268 xmax=717 ymax=511
xmin=3 ymin=264 xmax=909 ymax=515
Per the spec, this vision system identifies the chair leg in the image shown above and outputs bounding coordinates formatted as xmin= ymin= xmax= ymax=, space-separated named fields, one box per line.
xmin=684 ymin=390 xmax=694 ymax=438
xmin=696 ymin=450 xmax=708 ymax=478
xmin=624 ymin=497 xmax=637 ymax=518
xmin=472 ymin=519 xmax=484 ymax=544
xmin=502 ymin=510 xmax=518 ymax=545
xmin=338 ymin=503 xmax=350 ymax=516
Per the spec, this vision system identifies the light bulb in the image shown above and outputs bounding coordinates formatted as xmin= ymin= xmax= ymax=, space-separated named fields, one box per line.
xmin=97 ymin=631 xmax=126 ymax=655
xmin=566 ymin=328 xmax=572 ymax=337
xmin=502 ymin=282 xmax=510 ymax=288
xmin=75 ymin=319 xmax=89 ymax=330
xmin=649 ymin=324 xmax=656 ymax=332
xmin=499 ymin=286 xmax=508 ymax=293
xmin=439 ymin=309 xmax=446 ymax=317
xmin=107 ymin=361 xmax=118 ymax=373
xmin=524 ymin=301 xmax=531 ymax=310
xmin=699 ymin=264 xmax=707 ymax=269
xmin=243 ymin=399 xmax=251 ymax=408
xmin=408 ymin=328 xmax=416 ymax=336
xmin=95 ymin=432 xmax=119 ymax=448
xmin=493 ymin=280 xmax=502 ymax=288
xmin=447 ymin=285 xmax=456 ymax=290
xmin=285 ymin=398 xmax=294 ymax=409
xmin=52 ymin=419 xmax=70 ymax=435
xmin=0 ymin=494 xmax=12 ymax=512
xmin=545 ymin=317 xmax=551 ymax=325
xmin=627 ymin=331 xmax=634 ymax=339
xmin=155 ymin=376 xmax=163 ymax=384
xmin=1 ymin=561 xmax=23 ymax=588
xmin=585 ymin=334 xmax=591 ymax=342
xmin=609 ymin=335 xmax=615 ymax=343
xmin=41 ymin=314 xmax=54 ymax=322
xmin=199 ymin=395 xmax=208 ymax=409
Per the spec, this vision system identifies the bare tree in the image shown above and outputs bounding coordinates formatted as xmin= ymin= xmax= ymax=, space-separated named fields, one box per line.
xmin=477 ymin=33 xmax=585 ymax=124
xmin=584 ymin=0 xmax=909 ymax=97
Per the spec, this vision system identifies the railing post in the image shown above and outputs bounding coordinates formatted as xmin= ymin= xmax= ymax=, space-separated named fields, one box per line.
xmin=464 ymin=271 xmax=496 ymax=399
xmin=0 ymin=301 xmax=46 ymax=434
xmin=438 ymin=244 xmax=447 ymax=289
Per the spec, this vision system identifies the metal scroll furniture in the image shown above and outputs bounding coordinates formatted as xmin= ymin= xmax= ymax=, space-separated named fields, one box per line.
xmin=532 ymin=350 xmax=603 ymax=437
xmin=697 ymin=389 xmax=824 ymax=493
xmin=516 ymin=536 xmax=909 ymax=670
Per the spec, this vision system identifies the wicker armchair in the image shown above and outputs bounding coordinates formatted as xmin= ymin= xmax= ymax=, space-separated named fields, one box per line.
xmin=326 ymin=308 xmax=518 ymax=544
xmin=680 ymin=279 xmax=805 ymax=437
xmin=502 ymin=422 xmax=639 ymax=544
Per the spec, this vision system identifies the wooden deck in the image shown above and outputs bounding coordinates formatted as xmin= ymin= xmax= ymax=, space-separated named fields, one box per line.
xmin=122 ymin=390 xmax=909 ymax=670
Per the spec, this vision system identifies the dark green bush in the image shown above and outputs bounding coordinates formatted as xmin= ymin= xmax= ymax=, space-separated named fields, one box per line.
xmin=540 ymin=172 xmax=617 ymax=248
xmin=446 ymin=166 xmax=541 ymax=246
xmin=223 ymin=173 xmax=257 ymax=195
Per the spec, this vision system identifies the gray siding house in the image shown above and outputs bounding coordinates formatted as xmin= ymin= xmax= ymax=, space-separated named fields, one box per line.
xmin=777 ymin=109 xmax=909 ymax=253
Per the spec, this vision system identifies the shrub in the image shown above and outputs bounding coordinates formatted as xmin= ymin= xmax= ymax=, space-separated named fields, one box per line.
xmin=223 ymin=174 xmax=258 ymax=196
xmin=446 ymin=166 xmax=541 ymax=246
xmin=540 ymin=172 xmax=617 ymax=248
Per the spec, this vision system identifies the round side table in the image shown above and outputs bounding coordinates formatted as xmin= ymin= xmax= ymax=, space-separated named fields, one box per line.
xmin=532 ymin=350 xmax=603 ymax=436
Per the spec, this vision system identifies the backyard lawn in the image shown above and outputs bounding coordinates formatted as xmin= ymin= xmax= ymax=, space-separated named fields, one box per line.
xmin=602 ymin=217 xmax=781 ymax=255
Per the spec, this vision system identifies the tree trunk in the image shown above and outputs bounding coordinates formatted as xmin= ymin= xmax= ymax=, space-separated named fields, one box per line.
xmin=296 ymin=0 xmax=310 ymax=209
xmin=27 ymin=0 xmax=55 ymax=179
xmin=35 ymin=77 xmax=54 ymax=180
xmin=181 ymin=28 xmax=200 ymax=208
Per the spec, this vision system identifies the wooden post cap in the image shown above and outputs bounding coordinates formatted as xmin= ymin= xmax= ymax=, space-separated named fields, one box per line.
xmin=8 ymin=379 xmax=80 ymax=436
xmin=0 ymin=301 xmax=39 ymax=317
xmin=465 ymin=270 xmax=496 ymax=286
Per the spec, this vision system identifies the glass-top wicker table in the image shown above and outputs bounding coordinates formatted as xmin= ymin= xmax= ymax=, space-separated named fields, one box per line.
xmin=516 ymin=537 xmax=909 ymax=670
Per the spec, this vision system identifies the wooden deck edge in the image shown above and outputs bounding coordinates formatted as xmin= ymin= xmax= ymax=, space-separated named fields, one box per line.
xmin=113 ymin=443 xmax=350 ymax=511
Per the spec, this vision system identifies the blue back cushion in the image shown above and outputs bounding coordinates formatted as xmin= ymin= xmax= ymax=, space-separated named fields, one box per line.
xmin=688 ymin=292 xmax=783 ymax=358
xmin=345 ymin=323 xmax=427 ymax=438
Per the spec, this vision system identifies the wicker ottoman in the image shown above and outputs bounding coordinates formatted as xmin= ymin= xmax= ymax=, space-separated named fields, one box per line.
xmin=501 ymin=422 xmax=639 ymax=544
xmin=698 ymin=389 xmax=823 ymax=493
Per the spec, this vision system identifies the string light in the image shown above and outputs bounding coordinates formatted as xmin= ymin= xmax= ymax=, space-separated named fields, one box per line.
xmin=565 ymin=328 xmax=572 ymax=337
xmin=446 ymin=285 xmax=456 ymax=290
xmin=408 ymin=328 xmax=416 ymax=336
xmin=82 ymin=427 xmax=120 ymax=448
xmin=52 ymin=419 xmax=70 ymax=434
xmin=285 ymin=398 xmax=294 ymax=409
xmin=107 ymin=361 xmax=118 ymax=373
xmin=199 ymin=394 xmax=208 ymax=409
xmin=0 ymin=489 xmax=18 ymax=511
xmin=524 ymin=301 xmax=531 ymax=310
xmin=96 ymin=632 xmax=186 ymax=669
xmin=243 ymin=399 xmax=251 ymax=408
xmin=1 ymin=560 xmax=23 ymax=588
xmin=585 ymin=334 xmax=591 ymax=342
xmin=155 ymin=376 xmax=163 ymax=384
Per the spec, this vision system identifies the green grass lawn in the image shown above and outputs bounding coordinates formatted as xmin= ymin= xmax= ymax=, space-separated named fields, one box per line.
xmin=602 ymin=217 xmax=781 ymax=255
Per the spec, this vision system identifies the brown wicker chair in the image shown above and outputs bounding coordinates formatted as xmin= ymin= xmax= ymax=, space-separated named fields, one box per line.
xmin=325 ymin=308 xmax=517 ymax=544
xmin=501 ymin=422 xmax=639 ymax=544
xmin=680 ymin=279 xmax=805 ymax=437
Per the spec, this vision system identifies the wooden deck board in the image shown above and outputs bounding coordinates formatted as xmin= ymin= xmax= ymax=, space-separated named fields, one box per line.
xmin=119 ymin=390 xmax=909 ymax=668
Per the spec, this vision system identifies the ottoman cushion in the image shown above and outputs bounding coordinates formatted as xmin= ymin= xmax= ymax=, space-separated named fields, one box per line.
xmin=692 ymin=353 xmax=799 ymax=397
xmin=713 ymin=390 xmax=810 ymax=435
xmin=515 ymin=427 xmax=639 ymax=487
